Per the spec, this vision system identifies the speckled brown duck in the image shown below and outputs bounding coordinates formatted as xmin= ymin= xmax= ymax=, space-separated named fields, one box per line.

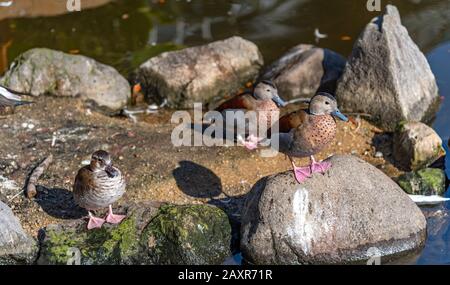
xmin=272 ymin=92 xmax=348 ymax=183
xmin=0 ymin=85 xmax=32 ymax=109
xmin=73 ymin=150 xmax=126 ymax=229
xmin=215 ymin=80 xmax=286 ymax=149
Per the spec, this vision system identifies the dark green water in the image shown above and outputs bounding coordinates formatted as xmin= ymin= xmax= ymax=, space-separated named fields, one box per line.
xmin=0 ymin=0 xmax=449 ymax=265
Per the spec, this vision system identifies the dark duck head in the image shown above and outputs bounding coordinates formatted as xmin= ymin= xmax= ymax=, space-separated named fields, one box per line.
xmin=90 ymin=150 xmax=118 ymax=178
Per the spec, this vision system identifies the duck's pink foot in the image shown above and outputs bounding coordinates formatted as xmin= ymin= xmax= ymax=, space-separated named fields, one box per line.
xmin=240 ymin=134 xmax=262 ymax=150
xmin=87 ymin=213 xmax=105 ymax=230
xmin=293 ymin=166 xmax=312 ymax=183
xmin=105 ymin=206 xmax=126 ymax=224
xmin=310 ymin=160 xmax=332 ymax=174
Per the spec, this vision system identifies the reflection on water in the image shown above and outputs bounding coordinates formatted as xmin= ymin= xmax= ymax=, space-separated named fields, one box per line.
xmin=429 ymin=42 xmax=450 ymax=140
xmin=415 ymin=142 xmax=450 ymax=265
xmin=0 ymin=0 xmax=448 ymax=265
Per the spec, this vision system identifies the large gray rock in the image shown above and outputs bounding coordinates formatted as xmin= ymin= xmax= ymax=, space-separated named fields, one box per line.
xmin=0 ymin=48 xmax=130 ymax=111
xmin=136 ymin=36 xmax=263 ymax=109
xmin=260 ymin=44 xmax=346 ymax=100
xmin=241 ymin=155 xmax=426 ymax=265
xmin=336 ymin=5 xmax=440 ymax=131
xmin=0 ymin=201 xmax=38 ymax=265
xmin=393 ymin=121 xmax=445 ymax=171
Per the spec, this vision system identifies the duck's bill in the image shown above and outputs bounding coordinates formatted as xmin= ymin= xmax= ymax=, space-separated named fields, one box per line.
xmin=331 ymin=110 xmax=349 ymax=122
xmin=272 ymin=96 xmax=287 ymax=107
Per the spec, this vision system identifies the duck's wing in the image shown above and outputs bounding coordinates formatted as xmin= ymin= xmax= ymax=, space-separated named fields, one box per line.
xmin=73 ymin=166 xmax=94 ymax=194
xmin=277 ymin=109 xmax=309 ymax=133
xmin=215 ymin=93 xmax=255 ymax=112
xmin=0 ymin=86 xmax=32 ymax=107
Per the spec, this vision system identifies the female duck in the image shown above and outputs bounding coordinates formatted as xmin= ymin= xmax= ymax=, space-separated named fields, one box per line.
xmin=73 ymin=150 xmax=126 ymax=229
xmin=272 ymin=92 xmax=348 ymax=183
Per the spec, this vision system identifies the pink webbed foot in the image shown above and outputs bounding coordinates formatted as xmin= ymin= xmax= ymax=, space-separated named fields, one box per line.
xmin=310 ymin=156 xmax=332 ymax=174
xmin=239 ymin=134 xmax=262 ymax=150
xmin=87 ymin=213 xmax=105 ymax=230
xmin=293 ymin=166 xmax=312 ymax=183
xmin=105 ymin=205 xmax=126 ymax=225
xmin=289 ymin=157 xmax=312 ymax=183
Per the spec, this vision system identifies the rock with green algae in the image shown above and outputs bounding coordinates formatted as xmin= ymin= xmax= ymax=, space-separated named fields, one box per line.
xmin=397 ymin=168 xmax=446 ymax=196
xmin=140 ymin=204 xmax=232 ymax=265
xmin=37 ymin=203 xmax=231 ymax=265
xmin=393 ymin=121 xmax=445 ymax=171
xmin=38 ymin=213 xmax=142 ymax=265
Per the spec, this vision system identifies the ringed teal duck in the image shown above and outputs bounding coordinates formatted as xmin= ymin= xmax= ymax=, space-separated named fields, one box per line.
xmin=273 ymin=92 xmax=348 ymax=183
xmin=0 ymin=85 xmax=32 ymax=109
xmin=73 ymin=150 xmax=126 ymax=229
xmin=215 ymin=80 xmax=286 ymax=149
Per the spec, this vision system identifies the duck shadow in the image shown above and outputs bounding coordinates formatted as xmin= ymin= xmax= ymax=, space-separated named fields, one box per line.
xmin=34 ymin=185 xmax=87 ymax=219
xmin=172 ymin=160 xmax=249 ymax=254
xmin=371 ymin=132 xmax=398 ymax=167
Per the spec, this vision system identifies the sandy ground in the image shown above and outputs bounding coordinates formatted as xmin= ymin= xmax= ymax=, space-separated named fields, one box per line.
xmin=0 ymin=96 xmax=403 ymax=237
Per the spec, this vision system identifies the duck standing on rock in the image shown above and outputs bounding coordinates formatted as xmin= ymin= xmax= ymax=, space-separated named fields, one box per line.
xmin=271 ymin=92 xmax=349 ymax=183
xmin=215 ymin=80 xmax=286 ymax=149
xmin=0 ymin=85 xmax=32 ymax=109
xmin=73 ymin=150 xmax=126 ymax=230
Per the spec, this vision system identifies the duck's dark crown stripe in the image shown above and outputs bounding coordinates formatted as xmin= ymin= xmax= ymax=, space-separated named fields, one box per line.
xmin=260 ymin=80 xmax=276 ymax=89
xmin=315 ymin=92 xmax=336 ymax=101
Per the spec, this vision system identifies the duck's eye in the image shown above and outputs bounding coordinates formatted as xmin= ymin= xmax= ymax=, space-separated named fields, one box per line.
xmin=325 ymin=101 xmax=330 ymax=105
xmin=266 ymin=89 xmax=271 ymax=92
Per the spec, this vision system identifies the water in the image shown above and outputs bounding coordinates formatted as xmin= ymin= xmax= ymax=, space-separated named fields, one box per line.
xmin=0 ymin=0 xmax=449 ymax=264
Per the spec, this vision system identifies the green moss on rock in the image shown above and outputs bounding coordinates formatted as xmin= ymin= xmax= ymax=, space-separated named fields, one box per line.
xmin=39 ymin=215 xmax=140 ymax=265
xmin=38 ymin=203 xmax=232 ymax=265
xmin=141 ymin=204 xmax=231 ymax=265
xmin=397 ymin=168 xmax=446 ymax=196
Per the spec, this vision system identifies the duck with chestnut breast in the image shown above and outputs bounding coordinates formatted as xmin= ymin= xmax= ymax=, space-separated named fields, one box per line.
xmin=270 ymin=92 xmax=348 ymax=183
xmin=73 ymin=150 xmax=126 ymax=229
xmin=0 ymin=85 xmax=32 ymax=109
xmin=214 ymin=80 xmax=286 ymax=149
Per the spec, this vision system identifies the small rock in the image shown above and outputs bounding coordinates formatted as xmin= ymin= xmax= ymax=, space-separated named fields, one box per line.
xmin=393 ymin=122 xmax=444 ymax=171
xmin=0 ymin=48 xmax=130 ymax=111
xmin=135 ymin=36 xmax=263 ymax=109
xmin=240 ymin=155 xmax=426 ymax=265
xmin=0 ymin=201 xmax=38 ymax=265
xmin=260 ymin=44 xmax=346 ymax=100
xmin=397 ymin=168 xmax=446 ymax=196
xmin=336 ymin=5 xmax=440 ymax=131
xmin=375 ymin=151 xmax=384 ymax=158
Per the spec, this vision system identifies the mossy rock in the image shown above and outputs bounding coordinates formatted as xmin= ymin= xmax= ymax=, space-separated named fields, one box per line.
xmin=37 ymin=203 xmax=232 ymax=265
xmin=38 ymin=215 xmax=141 ymax=265
xmin=140 ymin=204 xmax=232 ymax=265
xmin=397 ymin=168 xmax=446 ymax=196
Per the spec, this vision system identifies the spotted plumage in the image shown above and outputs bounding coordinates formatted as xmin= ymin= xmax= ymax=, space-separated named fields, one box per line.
xmin=215 ymin=81 xmax=286 ymax=149
xmin=272 ymin=92 xmax=348 ymax=183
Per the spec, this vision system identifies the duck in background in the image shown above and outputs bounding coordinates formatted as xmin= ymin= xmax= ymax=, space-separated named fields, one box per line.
xmin=0 ymin=85 xmax=32 ymax=109
xmin=214 ymin=80 xmax=286 ymax=149
xmin=271 ymin=92 xmax=348 ymax=183
xmin=73 ymin=150 xmax=126 ymax=230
